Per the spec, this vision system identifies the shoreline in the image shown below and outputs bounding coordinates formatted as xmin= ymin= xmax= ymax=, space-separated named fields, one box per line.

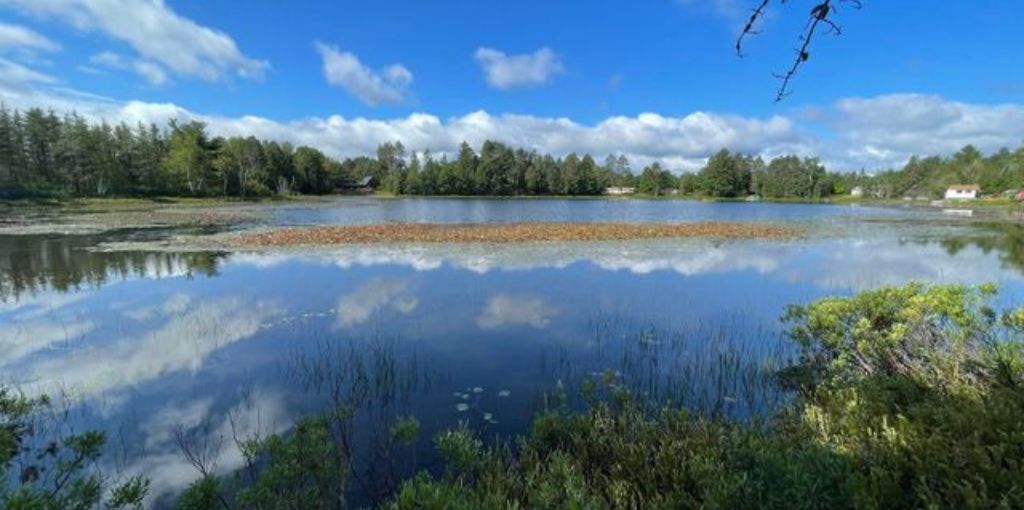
xmin=4 ymin=193 xmax=1022 ymax=209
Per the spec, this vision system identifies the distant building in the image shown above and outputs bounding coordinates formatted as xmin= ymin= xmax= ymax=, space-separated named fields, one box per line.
xmin=945 ymin=184 xmax=979 ymax=200
xmin=339 ymin=175 xmax=378 ymax=194
xmin=1017 ymin=190 xmax=1024 ymax=201
xmin=850 ymin=186 xmax=864 ymax=198
xmin=604 ymin=186 xmax=636 ymax=195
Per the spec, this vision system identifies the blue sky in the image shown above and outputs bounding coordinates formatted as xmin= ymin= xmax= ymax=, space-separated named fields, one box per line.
xmin=0 ymin=0 xmax=1022 ymax=170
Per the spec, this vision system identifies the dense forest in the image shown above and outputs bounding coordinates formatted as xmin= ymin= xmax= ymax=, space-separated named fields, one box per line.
xmin=2 ymin=105 xmax=1024 ymax=200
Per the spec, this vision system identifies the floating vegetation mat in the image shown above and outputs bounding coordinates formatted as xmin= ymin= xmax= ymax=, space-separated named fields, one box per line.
xmin=232 ymin=222 xmax=800 ymax=246
xmin=0 ymin=207 xmax=262 ymax=235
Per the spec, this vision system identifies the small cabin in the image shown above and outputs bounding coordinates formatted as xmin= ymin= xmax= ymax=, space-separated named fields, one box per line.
xmin=850 ymin=186 xmax=864 ymax=198
xmin=1017 ymin=190 xmax=1024 ymax=201
xmin=338 ymin=175 xmax=378 ymax=194
xmin=944 ymin=184 xmax=979 ymax=200
xmin=604 ymin=186 xmax=636 ymax=196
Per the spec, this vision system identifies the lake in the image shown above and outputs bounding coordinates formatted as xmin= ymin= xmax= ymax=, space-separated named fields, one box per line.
xmin=2 ymin=198 xmax=1023 ymax=506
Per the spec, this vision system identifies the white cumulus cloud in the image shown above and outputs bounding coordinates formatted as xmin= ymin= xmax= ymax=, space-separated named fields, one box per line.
xmin=474 ymin=47 xmax=564 ymax=90
xmin=0 ymin=73 xmax=1021 ymax=172
xmin=0 ymin=57 xmax=58 ymax=86
xmin=316 ymin=42 xmax=413 ymax=106
xmin=90 ymin=51 xmax=168 ymax=85
xmin=829 ymin=94 xmax=1024 ymax=168
xmin=0 ymin=0 xmax=268 ymax=82
xmin=0 ymin=21 xmax=59 ymax=52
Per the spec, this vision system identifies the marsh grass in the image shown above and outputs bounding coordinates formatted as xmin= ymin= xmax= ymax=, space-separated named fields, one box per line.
xmin=385 ymin=283 xmax=1024 ymax=510
xmin=543 ymin=315 xmax=792 ymax=421
xmin=168 ymin=312 xmax=794 ymax=509
xmin=10 ymin=283 xmax=1023 ymax=509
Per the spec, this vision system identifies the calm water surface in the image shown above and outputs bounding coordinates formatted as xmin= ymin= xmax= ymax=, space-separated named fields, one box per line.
xmin=2 ymin=198 xmax=1023 ymax=505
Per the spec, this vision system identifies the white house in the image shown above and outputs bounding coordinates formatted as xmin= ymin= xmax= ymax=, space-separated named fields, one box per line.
xmin=604 ymin=187 xmax=636 ymax=195
xmin=945 ymin=184 xmax=980 ymax=200
xmin=850 ymin=186 xmax=864 ymax=198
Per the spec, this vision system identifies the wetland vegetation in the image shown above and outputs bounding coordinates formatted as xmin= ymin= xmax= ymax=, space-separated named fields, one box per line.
xmin=1 ymin=0 xmax=1020 ymax=506
xmin=5 ymin=282 xmax=1023 ymax=509
xmin=2 ymin=196 xmax=1024 ymax=509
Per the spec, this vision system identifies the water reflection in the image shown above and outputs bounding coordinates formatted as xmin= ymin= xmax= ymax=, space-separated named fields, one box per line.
xmin=124 ymin=388 xmax=291 ymax=504
xmin=477 ymin=294 xmax=558 ymax=329
xmin=225 ymin=236 xmax=1024 ymax=292
xmin=16 ymin=295 xmax=282 ymax=399
xmin=336 ymin=278 xmax=419 ymax=329
xmin=0 ymin=232 xmax=225 ymax=301
xmin=4 ymin=208 xmax=1024 ymax=507
xmin=0 ymin=317 xmax=94 ymax=365
xmin=938 ymin=222 xmax=1024 ymax=274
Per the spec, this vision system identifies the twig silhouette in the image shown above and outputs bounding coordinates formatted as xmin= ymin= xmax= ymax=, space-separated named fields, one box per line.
xmin=736 ymin=0 xmax=862 ymax=101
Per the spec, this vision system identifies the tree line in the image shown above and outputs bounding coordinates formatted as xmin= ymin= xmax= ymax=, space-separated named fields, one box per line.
xmin=2 ymin=105 xmax=1023 ymax=200
xmin=850 ymin=145 xmax=1024 ymax=199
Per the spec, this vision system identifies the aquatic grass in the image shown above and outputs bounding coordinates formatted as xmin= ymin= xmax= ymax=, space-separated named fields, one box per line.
xmin=384 ymin=282 xmax=1024 ymax=510
xmin=544 ymin=311 xmax=795 ymax=422
xmin=13 ymin=282 xmax=1024 ymax=508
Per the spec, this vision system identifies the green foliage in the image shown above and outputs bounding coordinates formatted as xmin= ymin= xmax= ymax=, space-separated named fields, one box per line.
xmin=390 ymin=416 xmax=420 ymax=445
xmin=5 ymin=104 xmax=1024 ymax=200
xmin=0 ymin=105 xmax=342 ymax=199
xmin=174 ymin=476 xmax=222 ymax=510
xmin=0 ymin=389 xmax=149 ymax=510
xmin=401 ymin=143 xmax=625 ymax=196
xmin=754 ymin=155 xmax=832 ymax=199
xmin=386 ymin=283 xmax=1024 ymax=509
xmin=839 ymin=143 xmax=1024 ymax=199
xmin=234 ymin=414 xmax=348 ymax=509
xmin=436 ymin=427 xmax=484 ymax=472
xmin=173 ymin=410 xmax=356 ymax=510
xmin=8 ymin=281 xmax=1023 ymax=508
xmin=699 ymin=149 xmax=754 ymax=198
xmin=781 ymin=282 xmax=1001 ymax=390
xmin=0 ymin=104 xmax=639 ymax=198
xmin=636 ymin=162 xmax=677 ymax=196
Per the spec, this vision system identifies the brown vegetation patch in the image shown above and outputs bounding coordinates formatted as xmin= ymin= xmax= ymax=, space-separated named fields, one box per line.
xmin=233 ymin=222 xmax=799 ymax=247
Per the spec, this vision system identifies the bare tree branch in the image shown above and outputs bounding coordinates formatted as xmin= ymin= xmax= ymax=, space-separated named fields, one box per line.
xmin=736 ymin=0 xmax=862 ymax=101
xmin=736 ymin=0 xmax=781 ymax=57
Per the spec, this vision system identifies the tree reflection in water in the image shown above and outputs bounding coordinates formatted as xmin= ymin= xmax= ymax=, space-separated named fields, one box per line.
xmin=0 ymin=232 xmax=225 ymax=301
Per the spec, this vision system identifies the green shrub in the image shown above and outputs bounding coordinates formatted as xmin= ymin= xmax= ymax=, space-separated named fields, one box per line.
xmin=386 ymin=283 xmax=1024 ymax=510
xmin=0 ymin=389 xmax=149 ymax=510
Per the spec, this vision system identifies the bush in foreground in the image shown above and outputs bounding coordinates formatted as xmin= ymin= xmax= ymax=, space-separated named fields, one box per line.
xmin=387 ymin=283 xmax=1024 ymax=510
xmin=0 ymin=390 xmax=149 ymax=510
